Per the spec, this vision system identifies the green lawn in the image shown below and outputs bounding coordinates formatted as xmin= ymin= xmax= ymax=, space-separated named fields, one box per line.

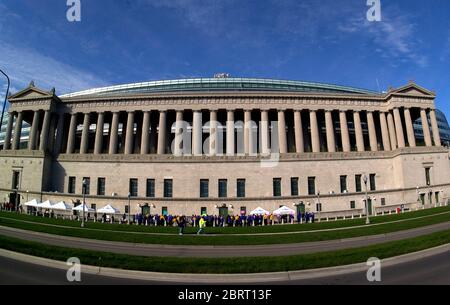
xmin=1 ymin=206 xmax=449 ymax=235
xmin=0 ymin=207 xmax=449 ymax=245
xmin=1 ymin=229 xmax=449 ymax=274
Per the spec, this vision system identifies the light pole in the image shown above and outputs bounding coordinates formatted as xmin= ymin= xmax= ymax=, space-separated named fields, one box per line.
xmin=127 ymin=193 xmax=131 ymax=225
xmin=363 ymin=175 xmax=370 ymax=224
xmin=81 ymin=179 xmax=87 ymax=228
xmin=26 ymin=190 xmax=29 ymax=202
xmin=0 ymin=69 xmax=10 ymax=145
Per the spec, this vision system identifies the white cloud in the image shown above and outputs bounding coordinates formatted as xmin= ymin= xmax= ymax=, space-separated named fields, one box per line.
xmin=0 ymin=43 xmax=109 ymax=95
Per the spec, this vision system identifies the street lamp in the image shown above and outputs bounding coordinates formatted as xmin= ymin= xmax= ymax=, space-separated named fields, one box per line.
xmin=81 ymin=179 xmax=87 ymax=228
xmin=363 ymin=175 xmax=370 ymax=224
xmin=127 ymin=193 xmax=131 ymax=225
xmin=0 ymin=69 xmax=10 ymax=145
xmin=26 ymin=190 xmax=29 ymax=202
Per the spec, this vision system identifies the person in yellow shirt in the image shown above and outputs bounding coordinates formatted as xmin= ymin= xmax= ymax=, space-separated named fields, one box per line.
xmin=197 ymin=217 xmax=206 ymax=235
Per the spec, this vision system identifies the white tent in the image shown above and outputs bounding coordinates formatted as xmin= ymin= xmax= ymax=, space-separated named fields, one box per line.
xmin=250 ymin=207 xmax=270 ymax=215
xmin=97 ymin=204 xmax=120 ymax=214
xmin=73 ymin=203 xmax=95 ymax=213
xmin=52 ymin=201 xmax=73 ymax=211
xmin=23 ymin=199 xmax=40 ymax=208
xmin=273 ymin=206 xmax=296 ymax=216
xmin=40 ymin=200 xmax=55 ymax=209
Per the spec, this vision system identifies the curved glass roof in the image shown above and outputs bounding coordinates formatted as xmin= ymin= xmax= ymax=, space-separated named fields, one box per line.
xmin=60 ymin=78 xmax=379 ymax=98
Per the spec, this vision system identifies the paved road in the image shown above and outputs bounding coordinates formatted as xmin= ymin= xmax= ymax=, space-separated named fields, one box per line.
xmin=1 ymin=222 xmax=450 ymax=257
xmin=1 ymin=249 xmax=449 ymax=285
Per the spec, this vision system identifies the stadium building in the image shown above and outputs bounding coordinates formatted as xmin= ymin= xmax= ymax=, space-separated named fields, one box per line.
xmin=0 ymin=78 xmax=449 ymax=218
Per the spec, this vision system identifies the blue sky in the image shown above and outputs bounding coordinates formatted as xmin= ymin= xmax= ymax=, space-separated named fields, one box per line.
xmin=0 ymin=0 xmax=449 ymax=118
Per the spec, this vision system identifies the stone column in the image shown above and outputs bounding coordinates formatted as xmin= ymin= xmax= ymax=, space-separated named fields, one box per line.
xmin=80 ymin=113 xmax=91 ymax=154
xmin=420 ymin=109 xmax=432 ymax=147
xmin=404 ymin=108 xmax=416 ymax=148
xmin=141 ymin=111 xmax=151 ymax=155
xmin=209 ymin=110 xmax=217 ymax=156
xmin=53 ymin=113 xmax=65 ymax=154
xmin=387 ymin=112 xmax=397 ymax=149
xmin=94 ymin=112 xmax=105 ymax=155
xmin=66 ymin=113 xmax=78 ymax=154
xmin=226 ymin=110 xmax=235 ymax=156
xmin=124 ymin=111 xmax=135 ymax=155
xmin=325 ymin=110 xmax=336 ymax=153
xmin=174 ymin=110 xmax=184 ymax=156
xmin=310 ymin=110 xmax=320 ymax=153
xmin=353 ymin=111 xmax=365 ymax=152
xmin=339 ymin=111 xmax=350 ymax=152
xmin=29 ymin=110 xmax=41 ymax=150
xmin=157 ymin=111 xmax=167 ymax=155
xmin=278 ymin=110 xmax=287 ymax=154
xmin=294 ymin=110 xmax=304 ymax=153
xmin=260 ymin=110 xmax=269 ymax=155
xmin=12 ymin=112 xmax=24 ymax=150
xmin=379 ymin=111 xmax=391 ymax=151
xmin=367 ymin=111 xmax=378 ymax=152
xmin=109 ymin=112 xmax=120 ymax=155
xmin=393 ymin=108 xmax=405 ymax=148
xmin=3 ymin=112 xmax=15 ymax=150
xmin=244 ymin=110 xmax=251 ymax=155
xmin=39 ymin=110 xmax=51 ymax=151
xmin=192 ymin=110 xmax=202 ymax=156
xmin=430 ymin=109 xmax=441 ymax=147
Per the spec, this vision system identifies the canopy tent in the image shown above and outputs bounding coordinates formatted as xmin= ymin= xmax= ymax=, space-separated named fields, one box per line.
xmin=273 ymin=206 xmax=296 ymax=216
xmin=40 ymin=200 xmax=55 ymax=209
xmin=97 ymin=204 xmax=120 ymax=214
xmin=51 ymin=201 xmax=73 ymax=211
xmin=73 ymin=203 xmax=95 ymax=213
xmin=250 ymin=207 xmax=270 ymax=215
xmin=23 ymin=199 xmax=40 ymax=208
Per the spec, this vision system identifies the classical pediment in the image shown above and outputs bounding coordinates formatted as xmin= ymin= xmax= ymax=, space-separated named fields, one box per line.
xmin=392 ymin=83 xmax=435 ymax=97
xmin=9 ymin=82 xmax=55 ymax=101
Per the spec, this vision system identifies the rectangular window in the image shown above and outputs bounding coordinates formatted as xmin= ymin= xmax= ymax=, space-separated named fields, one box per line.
xmin=240 ymin=206 xmax=247 ymax=215
xmin=129 ymin=178 xmax=138 ymax=197
xmin=355 ymin=175 xmax=362 ymax=192
xmin=164 ymin=179 xmax=173 ymax=198
xmin=91 ymin=204 xmax=96 ymax=210
xmin=308 ymin=177 xmax=316 ymax=196
xmin=68 ymin=177 xmax=76 ymax=194
xmin=370 ymin=174 xmax=376 ymax=191
xmin=97 ymin=178 xmax=105 ymax=196
xmin=350 ymin=201 xmax=356 ymax=209
xmin=201 ymin=207 xmax=207 ymax=215
xmin=200 ymin=179 xmax=209 ymax=198
xmin=218 ymin=179 xmax=227 ymax=198
xmin=316 ymin=203 xmax=322 ymax=212
xmin=125 ymin=205 xmax=129 ymax=214
xmin=425 ymin=168 xmax=431 ymax=186
xmin=237 ymin=179 xmax=246 ymax=198
xmin=83 ymin=177 xmax=90 ymax=195
xmin=146 ymin=179 xmax=155 ymax=198
xmin=291 ymin=177 xmax=299 ymax=196
xmin=340 ymin=175 xmax=347 ymax=193
xmin=12 ymin=171 xmax=20 ymax=190
xmin=381 ymin=198 xmax=386 ymax=206
xmin=273 ymin=178 xmax=282 ymax=197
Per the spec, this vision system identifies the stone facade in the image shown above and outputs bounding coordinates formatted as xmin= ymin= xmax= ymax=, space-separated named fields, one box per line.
xmin=1 ymin=80 xmax=449 ymax=217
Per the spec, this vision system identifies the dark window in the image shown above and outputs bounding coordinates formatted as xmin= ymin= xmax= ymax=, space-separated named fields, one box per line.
xmin=164 ymin=179 xmax=173 ymax=198
xmin=91 ymin=204 xmax=96 ymax=210
xmin=316 ymin=202 xmax=322 ymax=212
xmin=340 ymin=175 xmax=347 ymax=193
xmin=350 ymin=201 xmax=356 ymax=209
xmin=200 ymin=179 xmax=209 ymax=198
xmin=201 ymin=207 xmax=207 ymax=215
xmin=425 ymin=168 xmax=431 ymax=186
xmin=237 ymin=179 xmax=246 ymax=198
xmin=369 ymin=174 xmax=376 ymax=191
xmin=146 ymin=179 xmax=155 ymax=198
xmin=97 ymin=178 xmax=105 ymax=196
xmin=83 ymin=177 xmax=90 ymax=195
xmin=218 ymin=179 xmax=227 ymax=198
xmin=308 ymin=177 xmax=316 ymax=196
xmin=273 ymin=178 xmax=282 ymax=197
xmin=129 ymin=179 xmax=138 ymax=197
xmin=12 ymin=171 xmax=20 ymax=190
xmin=125 ymin=205 xmax=129 ymax=214
xmin=381 ymin=198 xmax=386 ymax=206
xmin=240 ymin=206 xmax=247 ymax=215
xmin=291 ymin=177 xmax=299 ymax=196
xmin=355 ymin=175 xmax=362 ymax=192
xmin=68 ymin=177 xmax=76 ymax=194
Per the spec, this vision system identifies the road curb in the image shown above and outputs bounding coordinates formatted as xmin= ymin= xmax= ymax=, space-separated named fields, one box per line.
xmin=1 ymin=243 xmax=449 ymax=283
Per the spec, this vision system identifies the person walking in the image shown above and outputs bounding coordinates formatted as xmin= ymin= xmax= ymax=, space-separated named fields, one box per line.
xmin=178 ymin=216 xmax=186 ymax=235
xmin=197 ymin=216 xmax=206 ymax=235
